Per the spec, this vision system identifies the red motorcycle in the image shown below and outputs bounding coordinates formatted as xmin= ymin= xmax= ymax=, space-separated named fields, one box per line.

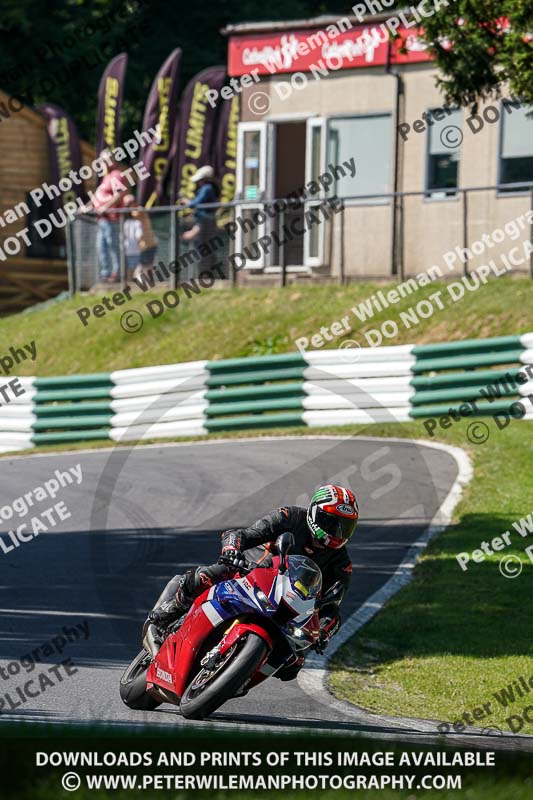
xmin=120 ymin=533 xmax=341 ymax=719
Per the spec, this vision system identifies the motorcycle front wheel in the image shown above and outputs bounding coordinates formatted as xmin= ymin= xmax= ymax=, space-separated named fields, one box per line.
xmin=120 ymin=649 xmax=161 ymax=711
xmin=180 ymin=633 xmax=268 ymax=720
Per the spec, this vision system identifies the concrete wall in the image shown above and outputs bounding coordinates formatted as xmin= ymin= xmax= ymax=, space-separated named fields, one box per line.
xmin=400 ymin=67 xmax=531 ymax=280
xmin=238 ymin=64 xmax=532 ymax=281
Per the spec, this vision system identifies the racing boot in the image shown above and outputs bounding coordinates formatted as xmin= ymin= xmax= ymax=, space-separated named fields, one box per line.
xmin=142 ymin=622 xmax=163 ymax=660
xmin=142 ymin=574 xmax=194 ymax=655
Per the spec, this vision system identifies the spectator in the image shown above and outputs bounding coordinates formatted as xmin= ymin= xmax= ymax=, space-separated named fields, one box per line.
xmin=123 ymin=195 xmax=142 ymax=278
xmin=132 ymin=202 xmax=158 ymax=274
xmin=180 ymin=165 xmax=219 ymax=243
xmin=91 ymin=153 xmax=129 ymax=283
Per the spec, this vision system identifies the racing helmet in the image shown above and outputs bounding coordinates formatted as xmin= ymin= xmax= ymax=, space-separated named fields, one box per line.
xmin=307 ymin=484 xmax=359 ymax=550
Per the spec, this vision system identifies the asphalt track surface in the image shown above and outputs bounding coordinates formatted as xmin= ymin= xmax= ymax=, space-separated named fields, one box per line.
xmin=0 ymin=436 xmax=530 ymax=750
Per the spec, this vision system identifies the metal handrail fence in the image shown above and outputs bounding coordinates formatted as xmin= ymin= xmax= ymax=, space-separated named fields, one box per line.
xmin=66 ymin=181 xmax=533 ymax=294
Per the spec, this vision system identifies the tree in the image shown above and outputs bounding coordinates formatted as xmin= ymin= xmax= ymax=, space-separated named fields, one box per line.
xmin=420 ymin=0 xmax=533 ymax=110
xmin=0 ymin=0 xmax=326 ymax=142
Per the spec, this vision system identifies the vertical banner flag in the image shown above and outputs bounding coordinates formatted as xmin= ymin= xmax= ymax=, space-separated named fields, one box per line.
xmin=38 ymin=103 xmax=86 ymax=212
xmin=212 ymin=93 xmax=240 ymax=228
xmin=96 ymin=53 xmax=128 ymax=157
xmin=137 ymin=48 xmax=182 ymax=207
xmin=173 ymin=66 xmax=226 ymax=203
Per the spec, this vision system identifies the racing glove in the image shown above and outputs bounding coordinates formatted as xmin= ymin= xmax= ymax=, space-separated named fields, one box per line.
xmin=219 ymin=530 xmax=246 ymax=569
xmin=314 ymin=611 xmax=341 ymax=654
xmin=219 ymin=545 xmax=247 ymax=569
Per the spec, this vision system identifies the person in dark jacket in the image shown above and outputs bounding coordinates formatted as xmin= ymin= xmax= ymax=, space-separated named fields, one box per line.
xmin=145 ymin=484 xmax=359 ymax=676
xmin=179 ymin=165 xmax=219 ymax=243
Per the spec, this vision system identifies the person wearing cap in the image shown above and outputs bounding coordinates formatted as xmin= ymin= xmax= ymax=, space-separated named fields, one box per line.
xmin=179 ymin=165 xmax=219 ymax=243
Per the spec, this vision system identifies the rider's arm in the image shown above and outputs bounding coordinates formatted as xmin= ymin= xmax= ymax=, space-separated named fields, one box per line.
xmin=221 ymin=506 xmax=298 ymax=553
xmin=325 ymin=547 xmax=353 ymax=607
xmin=317 ymin=551 xmax=352 ymax=647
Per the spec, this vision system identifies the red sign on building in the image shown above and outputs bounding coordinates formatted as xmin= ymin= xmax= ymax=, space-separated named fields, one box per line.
xmin=228 ymin=23 xmax=432 ymax=77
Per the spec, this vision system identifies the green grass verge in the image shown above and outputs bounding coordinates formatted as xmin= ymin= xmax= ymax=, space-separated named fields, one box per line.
xmin=21 ymin=780 xmax=533 ymax=800
xmin=0 ymin=276 xmax=530 ymax=376
xmin=1 ymin=727 xmax=531 ymax=800
xmin=327 ymin=420 xmax=533 ymax=736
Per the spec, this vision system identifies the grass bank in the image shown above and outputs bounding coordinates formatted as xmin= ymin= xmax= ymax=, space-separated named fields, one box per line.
xmin=0 ymin=277 xmax=529 ymax=376
xmin=328 ymin=419 xmax=533 ymax=736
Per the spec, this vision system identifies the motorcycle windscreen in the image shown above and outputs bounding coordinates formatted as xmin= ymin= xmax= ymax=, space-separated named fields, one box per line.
xmin=287 ymin=555 xmax=322 ymax=600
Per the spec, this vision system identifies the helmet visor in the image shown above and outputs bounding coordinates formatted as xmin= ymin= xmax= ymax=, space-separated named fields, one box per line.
xmin=315 ymin=509 xmax=357 ymax=544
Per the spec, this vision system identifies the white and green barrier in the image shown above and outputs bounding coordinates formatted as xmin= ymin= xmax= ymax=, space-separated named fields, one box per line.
xmin=1 ymin=332 xmax=531 ymax=453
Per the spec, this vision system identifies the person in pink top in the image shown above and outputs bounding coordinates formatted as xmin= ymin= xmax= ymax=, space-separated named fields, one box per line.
xmin=91 ymin=153 xmax=129 ymax=283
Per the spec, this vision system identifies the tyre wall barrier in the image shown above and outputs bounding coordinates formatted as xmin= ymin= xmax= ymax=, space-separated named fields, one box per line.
xmin=1 ymin=332 xmax=531 ymax=453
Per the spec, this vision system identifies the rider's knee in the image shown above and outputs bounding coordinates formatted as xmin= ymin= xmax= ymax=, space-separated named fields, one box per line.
xmin=193 ymin=567 xmax=214 ymax=590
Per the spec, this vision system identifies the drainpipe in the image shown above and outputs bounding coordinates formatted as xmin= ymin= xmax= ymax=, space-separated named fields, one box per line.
xmin=386 ymin=41 xmax=404 ymax=280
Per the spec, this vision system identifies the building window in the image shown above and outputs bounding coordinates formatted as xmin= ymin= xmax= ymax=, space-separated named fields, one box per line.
xmin=499 ymin=103 xmax=533 ymax=191
xmin=425 ymin=108 xmax=461 ymax=197
xmin=327 ymin=115 xmax=392 ymax=200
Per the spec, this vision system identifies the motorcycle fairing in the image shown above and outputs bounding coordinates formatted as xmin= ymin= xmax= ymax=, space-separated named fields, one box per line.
xmin=147 ymin=594 xmax=215 ymax=699
xmin=218 ymin=621 xmax=273 ymax=656
xmin=146 ymin=555 xmax=322 ymax=703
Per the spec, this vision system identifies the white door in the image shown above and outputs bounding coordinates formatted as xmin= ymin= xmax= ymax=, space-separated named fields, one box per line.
xmin=304 ymin=117 xmax=327 ymax=268
xmin=235 ymin=122 xmax=268 ymax=268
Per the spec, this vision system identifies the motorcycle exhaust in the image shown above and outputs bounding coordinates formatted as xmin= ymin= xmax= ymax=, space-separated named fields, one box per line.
xmin=143 ymin=623 xmax=161 ymax=659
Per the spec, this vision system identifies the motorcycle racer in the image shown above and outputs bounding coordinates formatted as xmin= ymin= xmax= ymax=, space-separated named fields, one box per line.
xmin=144 ymin=484 xmax=358 ymax=677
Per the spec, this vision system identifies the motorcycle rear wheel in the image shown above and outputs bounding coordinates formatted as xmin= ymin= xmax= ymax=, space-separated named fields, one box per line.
xmin=180 ymin=633 xmax=268 ymax=719
xmin=120 ymin=649 xmax=161 ymax=711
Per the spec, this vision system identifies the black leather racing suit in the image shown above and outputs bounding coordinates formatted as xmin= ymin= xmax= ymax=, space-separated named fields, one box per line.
xmin=149 ymin=507 xmax=353 ymax=675
xmin=217 ymin=505 xmax=353 ymax=608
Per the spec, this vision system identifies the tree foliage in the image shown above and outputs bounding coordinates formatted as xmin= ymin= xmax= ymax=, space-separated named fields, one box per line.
xmin=1 ymin=0 xmax=531 ymax=145
xmin=0 ymin=0 xmax=325 ymax=141
xmin=419 ymin=0 xmax=533 ymax=110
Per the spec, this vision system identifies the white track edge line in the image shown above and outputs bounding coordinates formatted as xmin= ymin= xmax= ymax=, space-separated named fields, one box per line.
xmin=0 ymin=433 xmax=469 ymax=462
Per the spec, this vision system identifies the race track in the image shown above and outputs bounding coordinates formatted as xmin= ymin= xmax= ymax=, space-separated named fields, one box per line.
xmin=0 ymin=435 xmax=530 ymax=750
